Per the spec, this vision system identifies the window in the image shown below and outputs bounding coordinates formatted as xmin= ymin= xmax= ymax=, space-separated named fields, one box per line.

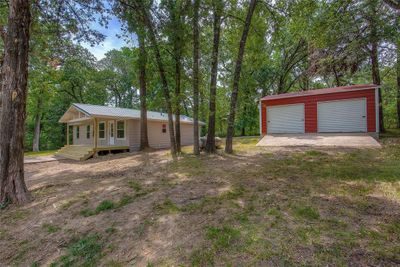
xmin=99 ymin=122 xmax=105 ymax=139
xmin=162 ymin=124 xmax=167 ymax=133
xmin=76 ymin=126 xmax=80 ymax=139
xmin=117 ymin=120 xmax=125 ymax=139
xmin=86 ymin=125 xmax=91 ymax=139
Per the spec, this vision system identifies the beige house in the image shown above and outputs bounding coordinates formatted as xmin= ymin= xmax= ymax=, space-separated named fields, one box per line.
xmin=58 ymin=103 xmax=204 ymax=160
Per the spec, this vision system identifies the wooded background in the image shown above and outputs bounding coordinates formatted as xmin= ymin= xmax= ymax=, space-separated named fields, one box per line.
xmin=1 ymin=0 xmax=399 ymax=152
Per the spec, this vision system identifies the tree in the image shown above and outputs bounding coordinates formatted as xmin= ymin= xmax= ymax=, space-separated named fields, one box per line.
xmin=367 ymin=0 xmax=384 ymax=132
xmin=205 ymin=0 xmax=223 ymax=153
xmin=0 ymin=0 xmax=31 ymax=204
xmin=164 ymin=0 xmax=188 ymax=153
xmin=397 ymin=38 xmax=400 ymax=128
xmin=0 ymin=0 xmax=106 ymax=205
xmin=120 ymin=0 xmax=177 ymax=157
xmin=192 ymin=0 xmax=200 ymax=155
xmin=225 ymin=0 xmax=257 ymax=154
xmin=138 ymin=29 xmax=150 ymax=149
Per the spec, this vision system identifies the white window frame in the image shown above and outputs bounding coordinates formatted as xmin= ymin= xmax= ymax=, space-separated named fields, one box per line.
xmin=116 ymin=120 xmax=126 ymax=140
xmin=86 ymin=125 xmax=91 ymax=139
xmin=76 ymin=126 xmax=80 ymax=139
xmin=98 ymin=121 xmax=106 ymax=140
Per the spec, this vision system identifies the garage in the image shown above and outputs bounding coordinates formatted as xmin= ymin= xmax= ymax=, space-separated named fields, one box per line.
xmin=317 ymin=99 xmax=367 ymax=133
xmin=260 ymin=84 xmax=379 ymax=136
xmin=267 ymin=104 xmax=304 ymax=133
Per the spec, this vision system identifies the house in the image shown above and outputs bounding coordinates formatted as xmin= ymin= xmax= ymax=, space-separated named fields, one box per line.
xmin=58 ymin=103 xmax=205 ymax=160
xmin=259 ymin=84 xmax=380 ymax=137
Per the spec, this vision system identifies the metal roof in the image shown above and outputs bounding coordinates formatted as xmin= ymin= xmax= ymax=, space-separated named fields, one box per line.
xmin=261 ymin=84 xmax=379 ymax=101
xmin=60 ymin=103 xmax=205 ymax=125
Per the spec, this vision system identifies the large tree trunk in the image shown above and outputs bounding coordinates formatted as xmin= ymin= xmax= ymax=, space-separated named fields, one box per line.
xmin=132 ymin=0 xmax=177 ymax=157
xmin=369 ymin=0 xmax=384 ymax=132
xmin=225 ymin=0 xmax=257 ymax=154
xmin=0 ymin=0 xmax=31 ymax=205
xmin=192 ymin=0 xmax=200 ymax=155
xmin=32 ymin=96 xmax=43 ymax=152
xmin=205 ymin=1 xmax=223 ymax=153
xmin=138 ymin=30 xmax=149 ymax=150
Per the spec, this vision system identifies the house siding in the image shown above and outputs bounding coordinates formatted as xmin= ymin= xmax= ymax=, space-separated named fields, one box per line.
xmin=261 ymin=88 xmax=376 ymax=135
xmin=71 ymin=118 xmax=197 ymax=150
xmin=129 ymin=120 xmax=196 ymax=150
xmin=73 ymin=124 xmax=93 ymax=146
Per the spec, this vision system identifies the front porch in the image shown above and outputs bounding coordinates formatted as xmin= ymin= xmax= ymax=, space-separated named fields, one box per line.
xmin=57 ymin=145 xmax=130 ymax=161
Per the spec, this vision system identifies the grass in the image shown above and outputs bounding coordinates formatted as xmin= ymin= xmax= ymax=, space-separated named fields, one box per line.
xmin=42 ymin=223 xmax=61 ymax=233
xmin=206 ymin=226 xmax=241 ymax=249
xmin=24 ymin=150 xmax=57 ymax=157
xmin=80 ymin=192 xmax=148 ymax=217
xmin=293 ymin=205 xmax=320 ymax=220
xmin=154 ymin=199 xmax=180 ymax=214
xmin=128 ymin=180 xmax=142 ymax=192
xmin=50 ymin=234 xmax=103 ymax=267
xmin=4 ymin=135 xmax=400 ymax=266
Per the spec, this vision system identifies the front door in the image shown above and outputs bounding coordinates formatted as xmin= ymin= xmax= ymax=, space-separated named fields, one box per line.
xmin=109 ymin=121 xmax=115 ymax=145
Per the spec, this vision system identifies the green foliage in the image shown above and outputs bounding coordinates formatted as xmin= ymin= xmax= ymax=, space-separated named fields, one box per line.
xmin=21 ymin=0 xmax=400 ymax=152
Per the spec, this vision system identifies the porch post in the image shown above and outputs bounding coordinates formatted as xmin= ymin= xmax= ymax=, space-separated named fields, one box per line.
xmin=66 ymin=123 xmax=69 ymax=146
xmin=94 ymin=118 xmax=98 ymax=150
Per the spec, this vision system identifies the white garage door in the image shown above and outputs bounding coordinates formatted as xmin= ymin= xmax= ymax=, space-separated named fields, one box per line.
xmin=267 ymin=104 xmax=305 ymax=133
xmin=318 ymin=99 xmax=367 ymax=133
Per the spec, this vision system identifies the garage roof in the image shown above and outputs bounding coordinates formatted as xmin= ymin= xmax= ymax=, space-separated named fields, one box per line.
xmin=261 ymin=84 xmax=379 ymax=101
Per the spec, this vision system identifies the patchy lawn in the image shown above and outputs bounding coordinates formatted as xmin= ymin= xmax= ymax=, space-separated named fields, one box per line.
xmin=24 ymin=150 xmax=58 ymax=157
xmin=1 ymin=135 xmax=400 ymax=266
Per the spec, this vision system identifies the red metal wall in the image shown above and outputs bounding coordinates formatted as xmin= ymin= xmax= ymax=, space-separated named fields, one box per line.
xmin=261 ymin=89 xmax=376 ymax=134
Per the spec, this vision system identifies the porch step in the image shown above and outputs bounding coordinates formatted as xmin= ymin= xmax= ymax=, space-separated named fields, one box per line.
xmin=56 ymin=146 xmax=95 ymax=161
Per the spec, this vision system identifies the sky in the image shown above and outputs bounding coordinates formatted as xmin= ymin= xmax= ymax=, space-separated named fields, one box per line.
xmin=81 ymin=16 xmax=137 ymax=60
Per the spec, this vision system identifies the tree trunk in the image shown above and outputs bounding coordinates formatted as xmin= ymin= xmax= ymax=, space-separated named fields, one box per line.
xmin=369 ymin=0 xmax=384 ymax=132
xmin=0 ymin=0 xmax=31 ymax=205
xmin=371 ymin=43 xmax=384 ymax=132
xmin=397 ymin=38 xmax=400 ymax=128
xmin=192 ymin=0 xmax=200 ymax=155
xmin=138 ymin=30 xmax=149 ymax=150
xmin=174 ymin=47 xmax=182 ymax=153
xmin=225 ymin=0 xmax=257 ymax=154
xmin=205 ymin=1 xmax=223 ymax=153
xmin=132 ymin=0 xmax=177 ymax=157
xmin=32 ymin=96 xmax=43 ymax=152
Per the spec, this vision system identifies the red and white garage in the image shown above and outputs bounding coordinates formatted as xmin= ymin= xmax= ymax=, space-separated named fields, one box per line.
xmin=259 ymin=84 xmax=380 ymax=136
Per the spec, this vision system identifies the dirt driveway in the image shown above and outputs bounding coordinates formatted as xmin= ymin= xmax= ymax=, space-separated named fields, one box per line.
xmin=256 ymin=133 xmax=381 ymax=148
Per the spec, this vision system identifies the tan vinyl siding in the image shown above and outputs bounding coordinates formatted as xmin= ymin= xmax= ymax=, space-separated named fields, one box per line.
xmin=128 ymin=119 xmax=140 ymax=151
xmin=72 ymin=124 xmax=93 ymax=146
xmin=71 ymin=118 xmax=197 ymax=150
xmin=147 ymin=121 xmax=195 ymax=149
